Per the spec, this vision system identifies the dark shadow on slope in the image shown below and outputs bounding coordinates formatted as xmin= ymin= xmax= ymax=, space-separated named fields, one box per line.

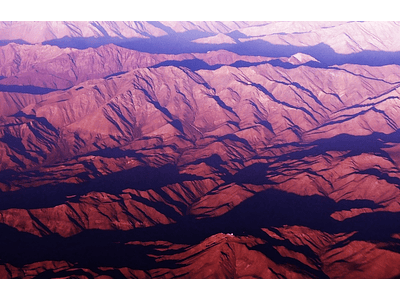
xmin=0 ymin=169 xmax=19 ymax=183
xmin=1 ymin=188 xmax=398 ymax=278
xmin=153 ymin=59 xmax=312 ymax=71
xmin=335 ymin=199 xmax=383 ymax=211
xmin=0 ymin=133 xmax=39 ymax=166
xmin=250 ymin=241 xmax=327 ymax=278
xmin=230 ymin=163 xmax=276 ymax=185
xmin=248 ymin=82 xmax=318 ymax=123
xmin=82 ymin=147 xmax=145 ymax=160
xmin=358 ymin=168 xmax=400 ymax=188
xmin=43 ymin=30 xmax=217 ymax=53
xmin=218 ymin=134 xmax=253 ymax=150
xmin=258 ymin=120 xmax=275 ymax=133
xmin=43 ymin=36 xmax=129 ymax=50
xmin=132 ymin=85 xmax=174 ymax=120
xmin=151 ymin=59 xmax=223 ymax=71
xmin=12 ymin=111 xmax=59 ymax=135
xmin=262 ymin=59 xmax=326 ymax=70
xmin=310 ymin=107 xmax=393 ymax=134
xmin=230 ymin=41 xmax=400 ymax=67
xmin=273 ymin=131 xmax=400 ymax=163
xmin=0 ymin=113 xmax=59 ymax=167
xmin=147 ymin=21 xmax=176 ymax=35
xmin=90 ymin=21 xmax=110 ymax=38
xmin=0 ymin=84 xmax=57 ymax=95
xmin=181 ymin=154 xmax=230 ymax=177
xmin=225 ymin=30 xmax=248 ymax=42
xmin=207 ymin=94 xmax=238 ymax=117
xmin=0 ymin=164 xmax=203 ymax=211
xmin=132 ymin=188 xmax=400 ymax=249
xmin=40 ymin=32 xmax=400 ymax=68
xmin=268 ymin=59 xmax=298 ymax=69
xmin=128 ymin=192 xmax=183 ymax=221
xmin=303 ymin=60 xmax=328 ymax=68
xmin=337 ymin=211 xmax=400 ymax=242
xmin=0 ymin=39 xmax=30 ymax=46
xmin=104 ymin=71 xmax=128 ymax=80
xmin=229 ymin=60 xmax=269 ymax=68
xmin=34 ymin=267 xmax=127 ymax=279
xmin=105 ymin=190 xmax=386 ymax=246
xmin=0 ymin=223 xmax=180 ymax=272
xmin=0 ymin=133 xmax=31 ymax=156
xmin=170 ymin=119 xmax=185 ymax=134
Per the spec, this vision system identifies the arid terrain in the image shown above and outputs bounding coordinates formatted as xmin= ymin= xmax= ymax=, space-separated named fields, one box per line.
xmin=1 ymin=21 xmax=400 ymax=278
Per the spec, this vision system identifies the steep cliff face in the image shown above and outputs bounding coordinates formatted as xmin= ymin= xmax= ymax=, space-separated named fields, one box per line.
xmin=1 ymin=21 xmax=400 ymax=279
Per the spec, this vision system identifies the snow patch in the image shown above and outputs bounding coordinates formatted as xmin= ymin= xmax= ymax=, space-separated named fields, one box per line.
xmin=288 ymin=53 xmax=320 ymax=65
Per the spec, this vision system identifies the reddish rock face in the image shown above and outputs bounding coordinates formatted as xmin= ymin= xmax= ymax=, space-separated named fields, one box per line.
xmin=1 ymin=21 xmax=400 ymax=279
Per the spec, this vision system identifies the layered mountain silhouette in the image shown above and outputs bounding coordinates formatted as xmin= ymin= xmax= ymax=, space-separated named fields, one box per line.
xmin=1 ymin=21 xmax=400 ymax=278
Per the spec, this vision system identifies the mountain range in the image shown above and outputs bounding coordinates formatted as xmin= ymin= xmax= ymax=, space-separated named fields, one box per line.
xmin=1 ymin=21 xmax=400 ymax=278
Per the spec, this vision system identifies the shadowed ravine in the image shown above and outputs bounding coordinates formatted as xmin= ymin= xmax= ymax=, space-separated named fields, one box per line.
xmin=0 ymin=188 xmax=399 ymax=278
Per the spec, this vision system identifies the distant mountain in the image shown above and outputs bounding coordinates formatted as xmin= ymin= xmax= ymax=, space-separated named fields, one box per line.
xmin=0 ymin=21 xmax=167 ymax=43
xmin=0 ymin=43 xmax=267 ymax=89
xmin=233 ymin=21 xmax=400 ymax=54
xmin=192 ymin=33 xmax=237 ymax=44
xmin=0 ymin=21 xmax=271 ymax=43
xmin=3 ymin=21 xmax=400 ymax=55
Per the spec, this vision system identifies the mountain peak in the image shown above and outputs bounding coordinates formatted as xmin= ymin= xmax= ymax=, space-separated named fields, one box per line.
xmin=288 ymin=52 xmax=320 ymax=65
xmin=192 ymin=33 xmax=237 ymax=45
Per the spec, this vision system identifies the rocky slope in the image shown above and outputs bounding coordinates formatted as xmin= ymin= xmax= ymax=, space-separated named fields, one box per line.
xmin=0 ymin=43 xmax=268 ymax=90
xmin=1 ymin=22 xmax=400 ymax=278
